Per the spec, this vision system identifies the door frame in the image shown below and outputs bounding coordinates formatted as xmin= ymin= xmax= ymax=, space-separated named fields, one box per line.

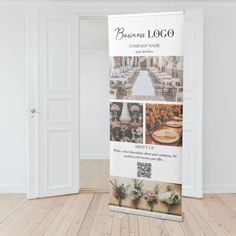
xmin=26 ymin=6 xmax=203 ymax=199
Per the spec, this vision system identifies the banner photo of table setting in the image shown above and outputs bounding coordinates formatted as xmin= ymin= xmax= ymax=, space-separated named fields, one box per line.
xmin=108 ymin=12 xmax=184 ymax=221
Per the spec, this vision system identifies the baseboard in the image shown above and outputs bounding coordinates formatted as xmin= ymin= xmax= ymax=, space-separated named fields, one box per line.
xmin=80 ymin=188 xmax=109 ymax=193
xmin=0 ymin=184 xmax=26 ymax=193
xmin=80 ymin=154 xmax=109 ymax=160
xmin=204 ymin=183 xmax=236 ymax=194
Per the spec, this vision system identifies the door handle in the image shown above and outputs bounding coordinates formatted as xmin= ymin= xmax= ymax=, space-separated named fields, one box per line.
xmin=30 ymin=108 xmax=40 ymax=114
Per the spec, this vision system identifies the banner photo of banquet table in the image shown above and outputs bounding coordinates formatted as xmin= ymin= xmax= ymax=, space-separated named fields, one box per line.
xmin=108 ymin=12 xmax=184 ymax=221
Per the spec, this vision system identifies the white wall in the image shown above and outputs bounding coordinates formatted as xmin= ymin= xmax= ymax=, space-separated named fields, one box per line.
xmin=0 ymin=2 xmax=236 ymax=193
xmin=0 ymin=7 xmax=26 ymax=192
xmin=80 ymin=18 xmax=110 ymax=159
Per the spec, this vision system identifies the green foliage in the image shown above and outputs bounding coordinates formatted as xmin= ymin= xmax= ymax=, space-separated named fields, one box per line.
xmin=130 ymin=179 xmax=144 ymax=201
xmin=110 ymin=180 xmax=127 ymax=200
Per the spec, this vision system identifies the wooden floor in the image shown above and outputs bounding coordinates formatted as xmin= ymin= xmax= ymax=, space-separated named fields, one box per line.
xmin=0 ymin=193 xmax=235 ymax=235
xmin=80 ymin=160 xmax=109 ymax=192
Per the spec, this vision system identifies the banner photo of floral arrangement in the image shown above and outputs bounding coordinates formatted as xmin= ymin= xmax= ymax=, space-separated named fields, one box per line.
xmin=110 ymin=176 xmax=181 ymax=216
xmin=108 ymin=12 xmax=184 ymax=222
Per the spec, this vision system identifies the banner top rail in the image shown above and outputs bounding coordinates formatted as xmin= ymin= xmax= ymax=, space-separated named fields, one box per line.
xmin=108 ymin=11 xmax=184 ymax=18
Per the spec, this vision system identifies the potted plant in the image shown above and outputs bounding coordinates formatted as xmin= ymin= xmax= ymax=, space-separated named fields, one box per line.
xmin=159 ymin=186 xmax=181 ymax=214
xmin=144 ymin=185 xmax=159 ymax=212
xmin=130 ymin=179 xmax=144 ymax=209
xmin=110 ymin=180 xmax=127 ymax=207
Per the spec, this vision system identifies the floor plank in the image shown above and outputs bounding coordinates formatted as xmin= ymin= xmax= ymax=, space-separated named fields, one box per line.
xmin=87 ymin=194 xmax=113 ymax=236
xmin=64 ymin=193 xmax=94 ymax=235
xmin=182 ymin=198 xmax=207 ymax=236
xmin=44 ymin=194 xmax=79 ymax=236
xmin=30 ymin=196 xmax=68 ymax=235
xmin=77 ymin=194 xmax=102 ymax=235
xmin=8 ymin=197 xmax=54 ymax=235
xmin=203 ymin=194 xmax=236 ymax=235
xmin=219 ymin=193 xmax=236 ymax=212
xmin=183 ymin=197 xmax=216 ymax=236
xmin=129 ymin=215 xmax=139 ymax=236
xmin=0 ymin=194 xmax=27 ymax=225
xmin=138 ymin=215 xmax=152 ymax=236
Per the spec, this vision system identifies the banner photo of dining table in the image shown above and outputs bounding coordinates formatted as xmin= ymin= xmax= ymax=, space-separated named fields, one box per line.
xmin=108 ymin=12 xmax=184 ymax=221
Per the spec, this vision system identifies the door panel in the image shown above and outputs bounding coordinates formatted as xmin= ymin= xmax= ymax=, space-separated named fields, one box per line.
xmin=27 ymin=9 xmax=79 ymax=198
xmin=182 ymin=8 xmax=203 ymax=198
xmin=46 ymin=129 xmax=71 ymax=189
xmin=47 ymin=20 xmax=72 ymax=92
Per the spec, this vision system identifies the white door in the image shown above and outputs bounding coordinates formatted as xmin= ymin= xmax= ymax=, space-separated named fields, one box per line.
xmin=27 ymin=8 xmax=79 ymax=198
xmin=182 ymin=8 xmax=203 ymax=198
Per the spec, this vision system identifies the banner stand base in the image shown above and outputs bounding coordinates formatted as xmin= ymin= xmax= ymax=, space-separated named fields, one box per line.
xmin=108 ymin=205 xmax=183 ymax=222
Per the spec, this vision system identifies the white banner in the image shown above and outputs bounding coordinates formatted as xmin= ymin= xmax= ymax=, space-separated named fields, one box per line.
xmin=108 ymin=12 xmax=184 ymax=221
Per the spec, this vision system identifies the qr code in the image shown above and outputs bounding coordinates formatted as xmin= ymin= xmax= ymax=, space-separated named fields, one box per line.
xmin=137 ymin=162 xmax=152 ymax=178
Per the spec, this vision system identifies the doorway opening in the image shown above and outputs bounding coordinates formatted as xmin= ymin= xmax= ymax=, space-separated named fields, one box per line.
xmin=79 ymin=16 xmax=110 ymax=192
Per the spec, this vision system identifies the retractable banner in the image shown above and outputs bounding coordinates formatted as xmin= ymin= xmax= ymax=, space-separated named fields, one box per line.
xmin=108 ymin=12 xmax=184 ymax=221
